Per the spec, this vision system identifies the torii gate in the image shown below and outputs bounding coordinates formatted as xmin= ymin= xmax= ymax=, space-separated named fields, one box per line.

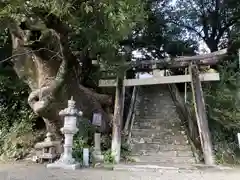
xmin=94 ymin=49 xmax=227 ymax=165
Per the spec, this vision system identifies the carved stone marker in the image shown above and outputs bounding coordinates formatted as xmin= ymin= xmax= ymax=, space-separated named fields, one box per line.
xmin=238 ymin=133 xmax=240 ymax=147
xmin=47 ymin=97 xmax=82 ymax=170
xmin=93 ymin=133 xmax=103 ymax=162
xmin=83 ymin=148 xmax=89 ymax=167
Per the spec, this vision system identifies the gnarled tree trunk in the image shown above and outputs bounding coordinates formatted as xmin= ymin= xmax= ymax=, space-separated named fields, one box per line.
xmin=8 ymin=13 xmax=112 ymax=140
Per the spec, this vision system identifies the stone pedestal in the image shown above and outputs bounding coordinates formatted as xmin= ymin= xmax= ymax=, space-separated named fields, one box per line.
xmin=93 ymin=133 xmax=103 ymax=162
xmin=47 ymin=97 xmax=82 ymax=170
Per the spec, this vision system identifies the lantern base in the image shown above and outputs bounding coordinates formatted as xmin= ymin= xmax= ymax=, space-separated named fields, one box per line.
xmin=47 ymin=162 xmax=81 ymax=170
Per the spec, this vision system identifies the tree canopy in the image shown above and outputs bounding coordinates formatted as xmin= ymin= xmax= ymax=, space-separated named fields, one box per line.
xmin=0 ymin=0 xmax=146 ymax=63
xmin=165 ymin=0 xmax=240 ymax=52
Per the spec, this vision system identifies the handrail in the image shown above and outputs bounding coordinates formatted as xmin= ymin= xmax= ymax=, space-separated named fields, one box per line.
xmin=125 ymin=87 xmax=139 ymax=144
xmin=166 ymin=71 xmax=202 ymax=162
xmin=124 ymin=86 xmax=137 ymax=134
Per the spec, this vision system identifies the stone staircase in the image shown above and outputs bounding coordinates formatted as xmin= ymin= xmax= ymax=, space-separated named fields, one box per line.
xmin=129 ymin=84 xmax=196 ymax=165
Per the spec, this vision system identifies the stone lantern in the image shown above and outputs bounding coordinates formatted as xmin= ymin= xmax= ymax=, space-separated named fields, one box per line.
xmin=47 ymin=97 xmax=82 ymax=170
xmin=34 ymin=132 xmax=60 ymax=163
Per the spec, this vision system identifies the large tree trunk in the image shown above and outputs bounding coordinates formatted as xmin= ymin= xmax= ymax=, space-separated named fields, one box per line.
xmin=205 ymin=39 xmax=219 ymax=52
xmin=8 ymin=16 xmax=112 ymax=140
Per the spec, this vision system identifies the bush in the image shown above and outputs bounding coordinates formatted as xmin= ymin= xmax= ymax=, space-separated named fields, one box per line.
xmin=205 ymin=56 xmax=240 ymax=164
xmin=72 ymin=118 xmax=95 ymax=164
xmin=0 ymin=68 xmax=39 ymax=160
xmin=103 ymin=150 xmax=115 ymax=164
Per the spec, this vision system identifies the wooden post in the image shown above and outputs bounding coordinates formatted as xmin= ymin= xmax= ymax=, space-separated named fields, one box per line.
xmin=238 ymin=49 xmax=240 ymax=68
xmin=122 ymin=75 xmax=126 ymax=120
xmin=111 ymin=76 xmax=124 ymax=163
xmin=184 ymin=68 xmax=188 ymax=103
xmin=190 ymin=64 xmax=215 ymax=165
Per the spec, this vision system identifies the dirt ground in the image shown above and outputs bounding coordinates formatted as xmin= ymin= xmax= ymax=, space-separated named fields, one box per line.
xmin=1 ymin=161 xmax=240 ymax=180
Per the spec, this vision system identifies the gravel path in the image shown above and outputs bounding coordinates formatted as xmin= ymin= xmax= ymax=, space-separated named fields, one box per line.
xmin=0 ymin=162 xmax=240 ymax=180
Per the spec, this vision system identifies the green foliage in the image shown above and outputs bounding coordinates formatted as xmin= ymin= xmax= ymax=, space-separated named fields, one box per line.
xmin=72 ymin=136 xmax=92 ymax=163
xmin=0 ymin=123 xmax=44 ymax=161
xmin=100 ymin=134 xmax=112 ymax=151
xmin=72 ymin=120 xmax=133 ymax=165
xmin=184 ymin=52 xmax=240 ymax=164
xmin=211 ymin=126 xmax=239 ymax=164
xmin=121 ymin=141 xmax=135 ymax=162
xmin=205 ymin=54 xmax=240 ymax=164
xmin=206 ymin=53 xmax=240 ymax=125
xmin=0 ymin=0 xmax=146 ymax=65
xmin=72 ymin=117 xmax=96 ymax=163
xmin=0 ymin=72 xmax=33 ymax=129
xmin=103 ymin=149 xmax=115 ymax=164
xmin=0 ymin=66 xmax=39 ymax=160
xmin=129 ymin=0 xmax=198 ymax=61
xmin=102 ymin=136 xmax=133 ymax=164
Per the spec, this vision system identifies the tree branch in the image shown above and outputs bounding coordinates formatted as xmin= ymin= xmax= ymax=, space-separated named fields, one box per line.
xmin=81 ymin=86 xmax=112 ymax=106
xmin=32 ymin=8 xmax=71 ymax=35
xmin=216 ymin=16 xmax=240 ymax=42
xmin=33 ymin=7 xmax=85 ymax=82
xmin=169 ymin=20 xmax=204 ymax=39
xmin=31 ymin=31 xmax=69 ymax=115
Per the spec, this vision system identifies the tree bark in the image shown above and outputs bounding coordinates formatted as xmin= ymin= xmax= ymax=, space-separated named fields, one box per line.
xmin=205 ymin=39 xmax=219 ymax=52
xmin=8 ymin=19 xmax=112 ymax=139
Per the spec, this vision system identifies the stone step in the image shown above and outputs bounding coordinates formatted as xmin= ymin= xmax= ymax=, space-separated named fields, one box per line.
xmin=131 ymin=128 xmax=187 ymax=137
xmin=136 ymin=111 xmax=179 ymax=116
xmin=134 ymin=118 xmax=180 ymax=123
xmin=136 ymin=102 xmax=176 ymax=106
xmin=132 ymin=125 xmax=183 ymax=131
xmin=131 ymin=136 xmax=189 ymax=145
xmin=136 ymin=104 xmax=176 ymax=109
xmin=131 ymin=156 xmax=196 ymax=164
xmin=139 ymin=93 xmax=173 ymax=97
xmin=135 ymin=107 xmax=177 ymax=113
xmin=131 ymin=149 xmax=194 ymax=157
xmin=129 ymin=85 xmax=196 ymax=166
xmin=135 ymin=106 xmax=176 ymax=111
xmin=130 ymin=143 xmax=192 ymax=152
xmin=135 ymin=114 xmax=180 ymax=119
xmin=132 ymin=124 xmax=182 ymax=130
xmin=133 ymin=121 xmax=183 ymax=129
xmin=136 ymin=96 xmax=172 ymax=99
xmin=134 ymin=116 xmax=178 ymax=120
xmin=137 ymin=93 xmax=170 ymax=97
xmin=133 ymin=119 xmax=183 ymax=125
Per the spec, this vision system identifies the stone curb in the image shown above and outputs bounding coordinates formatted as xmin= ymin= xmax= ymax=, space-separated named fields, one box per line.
xmin=113 ymin=164 xmax=233 ymax=172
